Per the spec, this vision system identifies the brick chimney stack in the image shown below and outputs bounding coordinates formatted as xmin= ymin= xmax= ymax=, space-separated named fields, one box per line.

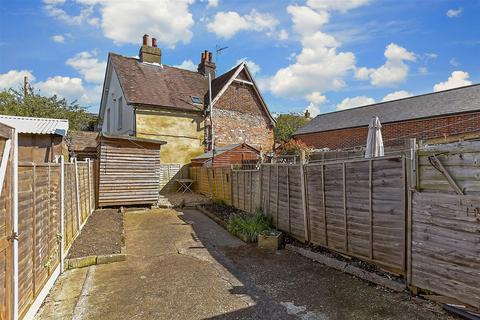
xmin=197 ymin=50 xmax=216 ymax=79
xmin=139 ymin=34 xmax=161 ymax=64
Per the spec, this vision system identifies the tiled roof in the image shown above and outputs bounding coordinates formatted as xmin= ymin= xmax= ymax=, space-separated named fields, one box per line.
xmin=191 ymin=144 xmax=242 ymax=160
xmin=295 ymin=84 xmax=480 ymax=135
xmin=110 ymin=53 xmax=208 ymax=112
xmin=68 ymin=131 xmax=99 ymax=151
xmin=208 ymin=64 xmax=243 ymax=103
xmin=0 ymin=115 xmax=69 ymax=135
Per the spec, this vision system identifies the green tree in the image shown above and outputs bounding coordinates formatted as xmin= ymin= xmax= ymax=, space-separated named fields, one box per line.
xmin=274 ymin=113 xmax=310 ymax=143
xmin=0 ymin=83 xmax=98 ymax=131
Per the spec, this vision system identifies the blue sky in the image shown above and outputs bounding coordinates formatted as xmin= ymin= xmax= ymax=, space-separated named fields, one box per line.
xmin=1 ymin=0 xmax=479 ymax=116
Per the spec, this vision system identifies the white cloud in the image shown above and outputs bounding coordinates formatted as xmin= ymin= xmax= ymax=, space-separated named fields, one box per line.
xmin=304 ymin=91 xmax=326 ymax=117
xmin=236 ymin=58 xmax=260 ymax=77
xmin=44 ymin=0 xmax=194 ymax=48
xmin=336 ymin=96 xmax=375 ymax=110
xmin=382 ymin=90 xmax=412 ymax=102
xmin=449 ymin=58 xmax=460 ymax=66
xmin=287 ymin=5 xmax=329 ymax=34
xmin=0 ymin=70 xmax=36 ymax=91
xmin=52 ymin=34 xmax=65 ymax=43
xmin=307 ymin=0 xmax=371 ymax=13
xmin=433 ymin=71 xmax=472 ymax=92
xmin=43 ymin=0 xmax=96 ymax=26
xmin=0 ymin=68 xmax=101 ymax=108
xmin=267 ymin=5 xmax=356 ymax=98
xmin=207 ymin=0 xmax=219 ymax=8
xmin=276 ymin=29 xmax=289 ymax=41
xmin=174 ymin=59 xmax=197 ymax=71
xmin=418 ymin=66 xmax=428 ymax=75
xmin=36 ymin=76 xmax=101 ymax=105
xmin=354 ymin=67 xmax=374 ymax=80
xmin=66 ymin=50 xmax=106 ymax=84
xmin=358 ymin=43 xmax=416 ymax=87
xmin=207 ymin=9 xmax=278 ymax=39
xmin=446 ymin=8 xmax=462 ymax=18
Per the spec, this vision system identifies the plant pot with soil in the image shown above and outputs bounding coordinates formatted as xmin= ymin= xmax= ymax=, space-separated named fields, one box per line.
xmin=258 ymin=229 xmax=283 ymax=250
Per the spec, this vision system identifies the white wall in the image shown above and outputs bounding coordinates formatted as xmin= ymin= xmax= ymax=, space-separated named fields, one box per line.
xmin=102 ymin=67 xmax=134 ymax=135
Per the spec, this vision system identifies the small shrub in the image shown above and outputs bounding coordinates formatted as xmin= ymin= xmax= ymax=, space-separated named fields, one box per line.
xmin=213 ymin=198 xmax=228 ymax=207
xmin=227 ymin=213 xmax=272 ymax=243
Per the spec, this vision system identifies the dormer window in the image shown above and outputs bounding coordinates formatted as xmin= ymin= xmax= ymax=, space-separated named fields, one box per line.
xmin=191 ymin=96 xmax=202 ymax=104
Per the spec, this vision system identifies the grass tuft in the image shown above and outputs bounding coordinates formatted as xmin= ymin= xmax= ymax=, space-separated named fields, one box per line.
xmin=227 ymin=212 xmax=272 ymax=243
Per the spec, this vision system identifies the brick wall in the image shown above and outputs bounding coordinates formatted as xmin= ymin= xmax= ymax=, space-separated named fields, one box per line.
xmin=213 ymin=109 xmax=274 ymax=151
xmin=212 ymin=81 xmax=274 ymax=151
xmin=295 ymin=112 xmax=480 ymax=150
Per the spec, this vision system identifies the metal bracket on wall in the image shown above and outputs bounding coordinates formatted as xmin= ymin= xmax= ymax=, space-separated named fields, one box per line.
xmin=428 ymin=154 xmax=464 ymax=195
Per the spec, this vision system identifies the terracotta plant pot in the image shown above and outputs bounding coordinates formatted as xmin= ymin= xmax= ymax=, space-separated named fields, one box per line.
xmin=258 ymin=230 xmax=283 ymax=250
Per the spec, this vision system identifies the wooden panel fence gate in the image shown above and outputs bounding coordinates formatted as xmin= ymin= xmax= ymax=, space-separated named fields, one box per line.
xmin=410 ymin=141 xmax=480 ymax=308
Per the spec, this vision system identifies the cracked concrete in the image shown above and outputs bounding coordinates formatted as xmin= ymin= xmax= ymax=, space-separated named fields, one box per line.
xmin=35 ymin=208 xmax=455 ymax=320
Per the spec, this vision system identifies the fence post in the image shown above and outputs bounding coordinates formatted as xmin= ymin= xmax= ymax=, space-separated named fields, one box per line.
xmin=343 ymin=162 xmax=348 ymax=252
xmin=73 ymin=158 xmax=81 ymax=231
xmin=406 ymin=138 xmax=416 ymax=286
xmin=12 ymin=129 xmax=19 ymax=320
xmin=369 ymin=159 xmax=373 ymax=259
xmin=56 ymin=156 xmax=65 ymax=274
xmin=87 ymin=159 xmax=93 ymax=215
xmin=300 ymin=151 xmax=309 ymax=242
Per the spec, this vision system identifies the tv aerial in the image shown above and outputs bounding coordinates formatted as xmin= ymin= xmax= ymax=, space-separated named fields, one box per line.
xmin=215 ymin=45 xmax=228 ymax=64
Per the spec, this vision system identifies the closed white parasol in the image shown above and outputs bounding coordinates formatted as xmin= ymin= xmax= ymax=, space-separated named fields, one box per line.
xmin=365 ymin=116 xmax=384 ymax=158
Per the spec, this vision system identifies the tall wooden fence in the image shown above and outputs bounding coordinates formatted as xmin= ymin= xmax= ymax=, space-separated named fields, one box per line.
xmin=0 ymin=138 xmax=96 ymax=320
xmin=189 ymin=142 xmax=480 ymax=308
xmin=17 ymin=159 xmax=95 ymax=319
xmin=410 ymin=141 xmax=480 ymax=308
xmin=189 ymin=167 xmax=260 ymax=212
xmin=261 ymin=157 xmax=407 ymax=274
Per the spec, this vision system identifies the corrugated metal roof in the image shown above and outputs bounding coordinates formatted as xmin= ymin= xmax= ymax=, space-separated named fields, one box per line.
xmin=0 ymin=115 xmax=69 ymax=136
xmin=294 ymin=84 xmax=480 ymax=136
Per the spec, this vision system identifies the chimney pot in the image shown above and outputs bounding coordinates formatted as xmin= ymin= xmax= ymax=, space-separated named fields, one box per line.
xmin=197 ymin=49 xmax=216 ymax=79
xmin=152 ymin=37 xmax=157 ymax=47
xmin=142 ymin=34 xmax=149 ymax=46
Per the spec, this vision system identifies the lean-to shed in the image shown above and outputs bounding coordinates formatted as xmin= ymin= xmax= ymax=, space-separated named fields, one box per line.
xmin=190 ymin=143 xmax=260 ymax=167
xmin=0 ymin=115 xmax=68 ymax=162
xmin=97 ymin=133 xmax=166 ymax=207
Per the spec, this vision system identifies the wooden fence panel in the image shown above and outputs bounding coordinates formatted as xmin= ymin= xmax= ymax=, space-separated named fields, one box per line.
xmin=17 ymin=165 xmax=34 ymax=318
xmin=305 ymin=165 xmax=326 ymax=246
xmin=411 ymin=141 xmax=480 ymax=308
xmin=371 ymin=158 xmax=405 ymax=270
xmin=276 ymin=166 xmax=289 ymax=232
xmin=411 ymin=192 xmax=480 ymax=308
xmin=323 ymin=163 xmax=345 ymax=251
xmin=18 ymin=164 xmax=62 ymax=319
xmin=305 ymin=156 xmax=406 ymax=273
xmin=159 ymin=164 xmax=183 ymax=194
xmin=0 ymin=135 xmax=12 ymax=320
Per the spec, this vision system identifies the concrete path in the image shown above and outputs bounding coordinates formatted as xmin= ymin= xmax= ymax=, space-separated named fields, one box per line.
xmin=35 ymin=208 xmax=454 ymax=320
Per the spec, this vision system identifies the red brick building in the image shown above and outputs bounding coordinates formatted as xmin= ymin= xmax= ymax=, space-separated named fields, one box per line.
xmin=294 ymin=84 xmax=480 ymax=150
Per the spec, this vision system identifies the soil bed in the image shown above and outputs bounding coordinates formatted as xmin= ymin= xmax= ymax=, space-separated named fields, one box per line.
xmin=200 ymin=202 xmax=245 ymax=222
xmin=284 ymin=234 xmax=404 ymax=282
xmin=67 ymin=209 xmax=124 ymax=259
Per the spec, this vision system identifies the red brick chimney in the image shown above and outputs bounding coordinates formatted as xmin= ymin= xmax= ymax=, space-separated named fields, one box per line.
xmin=139 ymin=34 xmax=161 ymax=64
xmin=198 ymin=50 xmax=216 ymax=79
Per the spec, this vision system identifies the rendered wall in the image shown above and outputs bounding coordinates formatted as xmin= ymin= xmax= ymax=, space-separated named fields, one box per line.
xmin=135 ymin=109 xmax=205 ymax=164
